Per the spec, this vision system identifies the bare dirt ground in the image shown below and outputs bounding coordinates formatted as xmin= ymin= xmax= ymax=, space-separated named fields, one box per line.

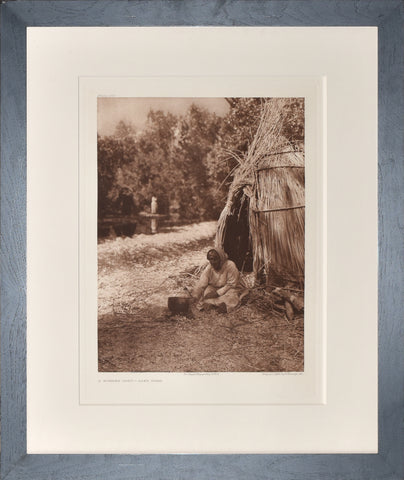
xmin=98 ymin=222 xmax=304 ymax=372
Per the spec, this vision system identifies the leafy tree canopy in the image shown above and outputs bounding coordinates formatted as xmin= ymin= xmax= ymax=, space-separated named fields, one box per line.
xmin=98 ymin=98 xmax=304 ymax=222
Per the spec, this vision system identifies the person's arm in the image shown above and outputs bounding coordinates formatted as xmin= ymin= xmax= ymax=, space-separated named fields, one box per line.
xmin=216 ymin=262 xmax=239 ymax=296
xmin=192 ymin=266 xmax=210 ymax=300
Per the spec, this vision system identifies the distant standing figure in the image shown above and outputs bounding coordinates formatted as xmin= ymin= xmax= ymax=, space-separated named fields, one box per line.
xmin=151 ymin=196 xmax=158 ymax=214
xmin=118 ymin=188 xmax=136 ymax=216
xmin=150 ymin=196 xmax=158 ymax=234
xmin=192 ymin=247 xmax=247 ymax=313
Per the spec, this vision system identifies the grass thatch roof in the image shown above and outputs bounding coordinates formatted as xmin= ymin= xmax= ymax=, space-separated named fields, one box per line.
xmin=216 ymin=98 xmax=305 ymax=285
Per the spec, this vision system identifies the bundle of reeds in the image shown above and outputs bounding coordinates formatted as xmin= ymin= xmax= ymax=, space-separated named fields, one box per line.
xmin=216 ymin=98 xmax=305 ymax=285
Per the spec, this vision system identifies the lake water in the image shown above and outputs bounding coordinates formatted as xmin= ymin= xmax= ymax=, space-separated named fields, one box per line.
xmin=98 ymin=216 xmax=190 ymax=242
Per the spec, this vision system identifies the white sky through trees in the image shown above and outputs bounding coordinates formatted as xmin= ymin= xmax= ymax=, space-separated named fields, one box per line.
xmin=98 ymin=97 xmax=229 ymax=136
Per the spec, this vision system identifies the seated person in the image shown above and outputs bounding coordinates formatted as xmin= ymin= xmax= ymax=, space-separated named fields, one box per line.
xmin=192 ymin=247 xmax=246 ymax=313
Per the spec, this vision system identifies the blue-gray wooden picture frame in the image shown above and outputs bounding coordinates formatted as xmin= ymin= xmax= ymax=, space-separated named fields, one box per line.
xmin=1 ymin=1 xmax=403 ymax=479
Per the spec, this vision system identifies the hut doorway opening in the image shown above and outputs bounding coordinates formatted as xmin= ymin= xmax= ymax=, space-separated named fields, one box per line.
xmin=222 ymin=190 xmax=253 ymax=273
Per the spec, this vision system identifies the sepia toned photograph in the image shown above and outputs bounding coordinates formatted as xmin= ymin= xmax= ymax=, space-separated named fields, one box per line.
xmin=97 ymin=97 xmax=305 ymax=372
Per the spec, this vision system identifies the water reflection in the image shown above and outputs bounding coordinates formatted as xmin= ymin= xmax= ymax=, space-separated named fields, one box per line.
xmin=98 ymin=216 xmax=188 ymax=242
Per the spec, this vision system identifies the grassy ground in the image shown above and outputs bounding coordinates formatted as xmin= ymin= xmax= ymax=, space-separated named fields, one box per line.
xmin=98 ymin=222 xmax=304 ymax=372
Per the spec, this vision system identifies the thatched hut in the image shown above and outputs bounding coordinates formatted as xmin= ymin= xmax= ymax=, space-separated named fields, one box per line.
xmin=215 ymin=99 xmax=305 ymax=287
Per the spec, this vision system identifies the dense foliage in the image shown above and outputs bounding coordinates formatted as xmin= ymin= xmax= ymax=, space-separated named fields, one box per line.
xmin=98 ymin=98 xmax=304 ymax=222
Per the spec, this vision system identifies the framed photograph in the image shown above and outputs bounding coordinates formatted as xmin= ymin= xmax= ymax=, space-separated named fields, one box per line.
xmin=2 ymin=1 xmax=403 ymax=479
xmin=79 ymin=75 xmax=324 ymax=407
